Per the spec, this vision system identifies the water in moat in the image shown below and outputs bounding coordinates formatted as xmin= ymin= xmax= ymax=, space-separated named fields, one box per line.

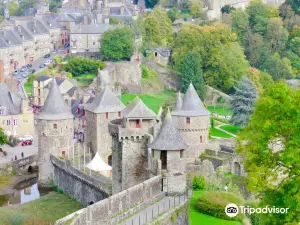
xmin=0 ymin=176 xmax=51 ymax=207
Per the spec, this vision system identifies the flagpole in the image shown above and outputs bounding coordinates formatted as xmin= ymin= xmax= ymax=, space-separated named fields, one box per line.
xmin=89 ymin=147 xmax=91 ymax=176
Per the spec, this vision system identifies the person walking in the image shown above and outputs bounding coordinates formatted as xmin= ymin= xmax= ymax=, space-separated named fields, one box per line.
xmin=21 ymin=152 xmax=24 ymax=158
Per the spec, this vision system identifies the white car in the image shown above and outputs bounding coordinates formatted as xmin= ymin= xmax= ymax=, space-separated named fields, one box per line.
xmin=44 ymin=60 xmax=51 ymax=65
xmin=19 ymin=135 xmax=33 ymax=142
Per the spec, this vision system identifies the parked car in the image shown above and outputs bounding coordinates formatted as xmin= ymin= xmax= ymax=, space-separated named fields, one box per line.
xmin=26 ymin=64 xmax=32 ymax=68
xmin=20 ymin=67 xmax=27 ymax=72
xmin=19 ymin=135 xmax=33 ymax=142
xmin=44 ymin=60 xmax=51 ymax=65
xmin=64 ymin=43 xmax=70 ymax=48
xmin=44 ymin=54 xmax=51 ymax=58
xmin=30 ymin=69 xmax=36 ymax=74
xmin=12 ymin=70 xmax=19 ymax=75
xmin=52 ymin=49 xmax=58 ymax=54
xmin=39 ymin=63 xmax=45 ymax=68
xmin=21 ymin=140 xmax=32 ymax=146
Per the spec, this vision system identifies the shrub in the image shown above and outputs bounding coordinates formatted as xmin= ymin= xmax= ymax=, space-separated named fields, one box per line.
xmin=192 ymin=176 xmax=206 ymax=190
xmin=195 ymin=191 xmax=244 ymax=221
xmin=7 ymin=135 xmax=18 ymax=147
xmin=51 ymin=184 xmax=58 ymax=192
xmin=58 ymin=189 xmax=64 ymax=194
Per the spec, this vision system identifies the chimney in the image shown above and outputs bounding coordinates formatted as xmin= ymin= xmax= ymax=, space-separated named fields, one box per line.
xmin=83 ymin=15 xmax=88 ymax=25
xmin=0 ymin=60 xmax=4 ymax=84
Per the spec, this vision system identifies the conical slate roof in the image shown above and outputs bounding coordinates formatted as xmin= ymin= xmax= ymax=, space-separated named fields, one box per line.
xmin=172 ymin=91 xmax=182 ymax=112
xmin=149 ymin=109 xmax=187 ymax=151
xmin=37 ymin=78 xmax=74 ymax=120
xmin=173 ymin=83 xmax=210 ymax=117
xmin=122 ymin=96 xmax=156 ymax=119
xmin=85 ymin=87 xmax=125 ymax=113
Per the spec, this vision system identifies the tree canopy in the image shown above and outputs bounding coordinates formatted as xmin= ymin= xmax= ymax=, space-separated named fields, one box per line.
xmin=230 ymin=76 xmax=258 ymax=127
xmin=100 ymin=27 xmax=134 ymax=61
xmin=0 ymin=128 xmax=8 ymax=145
xmin=237 ymin=82 xmax=300 ymax=224
xmin=181 ymin=52 xmax=206 ymax=99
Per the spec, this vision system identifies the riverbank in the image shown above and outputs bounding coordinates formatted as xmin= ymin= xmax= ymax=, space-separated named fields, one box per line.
xmin=0 ymin=191 xmax=83 ymax=225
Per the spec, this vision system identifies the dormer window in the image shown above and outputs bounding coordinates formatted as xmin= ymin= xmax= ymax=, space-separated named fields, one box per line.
xmin=186 ymin=117 xmax=190 ymax=124
xmin=0 ymin=106 xmax=6 ymax=115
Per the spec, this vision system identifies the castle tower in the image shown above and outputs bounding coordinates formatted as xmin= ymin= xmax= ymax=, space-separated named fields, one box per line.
xmin=109 ymin=97 xmax=157 ymax=194
xmin=37 ymin=78 xmax=74 ymax=187
xmin=85 ymin=87 xmax=125 ymax=164
xmin=171 ymin=83 xmax=210 ymax=162
xmin=149 ymin=109 xmax=187 ymax=193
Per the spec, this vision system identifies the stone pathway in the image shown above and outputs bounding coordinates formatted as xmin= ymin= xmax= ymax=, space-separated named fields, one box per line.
xmin=215 ymin=123 xmax=237 ymax=138
xmin=119 ymin=194 xmax=189 ymax=225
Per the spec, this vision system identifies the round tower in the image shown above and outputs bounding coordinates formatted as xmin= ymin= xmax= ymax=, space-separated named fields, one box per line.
xmin=172 ymin=83 xmax=210 ymax=161
xmin=37 ymin=78 xmax=74 ymax=187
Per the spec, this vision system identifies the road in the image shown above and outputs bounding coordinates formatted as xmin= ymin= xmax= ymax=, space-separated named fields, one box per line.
xmin=12 ymin=48 xmax=68 ymax=84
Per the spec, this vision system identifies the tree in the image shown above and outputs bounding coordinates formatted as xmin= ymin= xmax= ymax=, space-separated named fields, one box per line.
xmin=15 ymin=0 xmax=37 ymax=16
xmin=0 ymin=128 xmax=8 ymax=145
xmin=180 ymin=52 xmax=206 ymax=99
xmin=261 ymin=53 xmax=295 ymax=80
xmin=0 ymin=15 xmax=3 ymax=23
xmin=230 ymin=76 xmax=258 ymax=127
xmin=231 ymin=9 xmax=249 ymax=39
xmin=8 ymin=2 xmax=18 ymax=16
xmin=100 ymin=28 xmax=134 ymax=61
xmin=145 ymin=0 xmax=158 ymax=8
xmin=49 ymin=0 xmax=61 ymax=12
xmin=167 ymin=7 xmax=178 ymax=22
xmin=265 ymin=17 xmax=289 ymax=54
xmin=221 ymin=5 xmax=235 ymax=14
xmin=190 ymin=1 xmax=203 ymax=19
xmin=237 ymin=82 xmax=300 ymax=224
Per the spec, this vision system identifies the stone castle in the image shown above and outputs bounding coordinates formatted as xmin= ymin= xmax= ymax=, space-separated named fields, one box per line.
xmin=37 ymin=76 xmax=210 ymax=192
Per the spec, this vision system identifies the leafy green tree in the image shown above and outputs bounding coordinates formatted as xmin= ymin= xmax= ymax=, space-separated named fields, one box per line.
xmin=63 ymin=57 xmax=105 ymax=77
xmin=9 ymin=2 xmax=18 ymax=16
xmin=15 ymin=0 xmax=37 ymax=16
xmin=167 ymin=7 xmax=178 ymax=22
xmin=0 ymin=15 xmax=3 ymax=23
xmin=0 ymin=128 xmax=8 ymax=145
xmin=286 ymin=0 xmax=300 ymax=15
xmin=100 ymin=28 xmax=134 ymax=61
xmin=231 ymin=9 xmax=249 ymax=39
xmin=221 ymin=5 xmax=236 ymax=14
xmin=237 ymin=82 xmax=300 ymax=224
xmin=230 ymin=76 xmax=258 ymax=127
xmin=190 ymin=1 xmax=203 ymax=19
xmin=261 ymin=53 xmax=295 ymax=80
xmin=49 ymin=0 xmax=61 ymax=12
xmin=180 ymin=52 xmax=206 ymax=99
xmin=265 ymin=17 xmax=289 ymax=54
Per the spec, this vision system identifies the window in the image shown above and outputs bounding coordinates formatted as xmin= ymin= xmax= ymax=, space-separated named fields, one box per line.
xmin=62 ymin=151 xmax=66 ymax=158
xmin=106 ymin=113 xmax=108 ymax=119
xmin=180 ymin=150 xmax=183 ymax=158
xmin=82 ymin=109 xmax=85 ymax=116
xmin=186 ymin=117 xmax=190 ymax=124
xmin=78 ymin=108 xmax=80 ymax=114
xmin=0 ymin=107 xmax=6 ymax=115
xmin=38 ymin=81 xmax=40 ymax=87
xmin=93 ymin=42 xmax=96 ymax=46
xmin=136 ymin=120 xmax=140 ymax=128
xmin=155 ymin=52 xmax=158 ymax=57
xmin=38 ymin=89 xmax=40 ymax=96
xmin=13 ymin=119 xmax=17 ymax=126
xmin=7 ymin=120 xmax=10 ymax=126
xmin=200 ymin=136 xmax=203 ymax=143
xmin=53 ymin=124 xmax=57 ymax=129
xmin=118 ymin=111 xmax=121 ymax=117
xmin=38 ymin=98 xmax=41 ymax=105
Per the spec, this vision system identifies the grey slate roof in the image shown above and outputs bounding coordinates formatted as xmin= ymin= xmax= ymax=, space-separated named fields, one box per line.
xmin=85 ymin=87 xmax=125 ymax=113
xmin=0 ymin=83 xmax=22 ymax=115
xmin=149 ymin=109 xmax=187 ymax=151
xmin=13 ymin=25 xmax=34 ymax=41
xmin=37 ymin=78 xmax=74 ymax=120
xmin=153 ymin=47 xmax=172 ymax=57
xmin=70 ymin=24 xmax=116 ymax=34
xmin=71 ymin=98 xmax=85 ymax=118
xmin=122 ymin=97 xmax=156 ymax=119
xmin=26 ymin=19 xmax=49 ymax=35
xmin=172 ymin=83 xmax=210 ymax=117
xmin=35 ymin=75 xmax=51 ymax=81
xmin=172 ymin=91 xmax=182 ymax=113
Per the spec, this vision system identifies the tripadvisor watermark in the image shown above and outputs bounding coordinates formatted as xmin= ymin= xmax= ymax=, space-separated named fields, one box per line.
xmin=225 ymin=203 xmax=289 ymax=217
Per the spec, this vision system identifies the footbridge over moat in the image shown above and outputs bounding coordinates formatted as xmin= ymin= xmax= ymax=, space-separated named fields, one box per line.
xmin=9 ymin=154 xmax=38 ymax=173
xmin=50 ymin=155 xmax=112 ymax=206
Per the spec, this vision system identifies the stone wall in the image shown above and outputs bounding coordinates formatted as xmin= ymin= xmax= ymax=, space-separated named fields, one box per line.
xmin=150 ymin=200 xmax=189 ymax=225
xmin=51 ymin=155 xmax=112 ymax=206
xmin=71 ymin=176 xmax=163 ymax=225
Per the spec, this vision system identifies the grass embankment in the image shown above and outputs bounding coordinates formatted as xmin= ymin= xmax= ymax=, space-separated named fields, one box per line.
xmin=211 ymin=127 xmax=234 ymax=139
xmin=208 ymin=106 xmax=232 ymax=116
xmin=24 ymin=82 xmax=32 ymax=95
xmin=121 ymin=89 xmax=175 ymax=114
xmin=220 ymin=125 xmax=243 ymax=135
xmin=190 ymin=191 xmax=242 ymax=225
xmin=0 ymin=192 xmax=83 ymax=225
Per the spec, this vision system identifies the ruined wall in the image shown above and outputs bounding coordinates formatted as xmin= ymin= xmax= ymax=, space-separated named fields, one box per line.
xmin=38 ymin=118 xmax=73 ymax=187
xmin=71 ymin=176 xmax=163 ymax=225
xmin=51 ymin=155 xmax=112 ymax=206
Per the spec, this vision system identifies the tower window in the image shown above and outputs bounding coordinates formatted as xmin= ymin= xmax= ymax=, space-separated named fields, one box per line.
xmin=7 ymin=120 xmax=10 ymax=126
xmin=136 ymin=120 xmax=140 ymax=128
xmin=180 ymin=150 xmax=183 ymax=158
xmin=118 ymin=111 xmax=121 ymax=117
xmin=200 ymin=136 xmax=203 ymax=143
xmin=106 ymin=113 xmax=108 ymax=119
xmin=186 ymin=117 xmax=190 ymax=124
xmin=77 ymin=108 xmax=80 ymax=114
xmin=53 ymin=124 xmax=57 ymax=129
xmin=13 ymin=119 xmax=17 ymax=125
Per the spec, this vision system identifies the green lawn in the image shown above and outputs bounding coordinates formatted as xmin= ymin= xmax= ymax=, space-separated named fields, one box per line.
xmin=211 ymin=128 xmax=234 ymax=138
xmin=121 ymin=89 xmax=175 ymax=114
xmin=24 ymin=82 xmax=32 ymax=95
xmin=208 ymin=106 xmax=232 ymax=116
xmin=0 ymin=192 xmax=83 ymax=225
xmin=190 ymin=191 xmax=242 ymax=225
xmin=220 ymin=125 xmax=243 ymax=135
